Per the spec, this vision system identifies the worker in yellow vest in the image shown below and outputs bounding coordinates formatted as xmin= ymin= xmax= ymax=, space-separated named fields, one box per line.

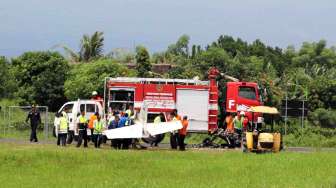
xmin=93 ymin=114 xmax=104 ymax=148
xmin=58 ymin=113 xmax=68 ymax=146
xmin=76 ymin=110 xmax=88 ymax=148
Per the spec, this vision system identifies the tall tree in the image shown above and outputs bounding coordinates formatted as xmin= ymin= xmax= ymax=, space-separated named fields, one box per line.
xmin=64 ymin=59 xmax=135 ymax=100
xmin=135 ymin=46 xmax=151 ymax=77
xmin=0 ymin=56 xmax=17 ymax=98
xmin=167 ymin=34 xmax=190 ymax=57
xmin=11 ymin=51 xmax=69 ymax=111
xmin=61 ymin=31 xmax=104 ymax=62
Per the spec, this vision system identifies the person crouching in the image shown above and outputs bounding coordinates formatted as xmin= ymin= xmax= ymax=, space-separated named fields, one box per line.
xmin=93 ymin=114 xmax=104 ymax=148
xmin=58 ymin=113 xmax=68 ymax=146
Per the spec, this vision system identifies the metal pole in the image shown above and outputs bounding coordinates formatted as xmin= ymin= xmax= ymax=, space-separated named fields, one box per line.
xmin=8 ymin=107 xmax=11 ymax=135
xmin=103 ymin=77 xmax=107 ymax=121
xmin=45 ymin=107 xmax=49 ymax=139
xmin=285 ymin=93 xmax=288 ymax=135
xmin=301 ymin=100 xmax=304 ymax=129
xmin=3 ymin=107 xmax=5 ymax=136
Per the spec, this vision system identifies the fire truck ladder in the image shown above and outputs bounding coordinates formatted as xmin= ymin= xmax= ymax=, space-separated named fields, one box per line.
xmin=108 ymin=77 xmax=210 ymax=86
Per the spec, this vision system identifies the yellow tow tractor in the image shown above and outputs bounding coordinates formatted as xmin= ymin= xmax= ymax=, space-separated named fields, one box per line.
xmin=243 ymin=106 xmax=282 ymax=153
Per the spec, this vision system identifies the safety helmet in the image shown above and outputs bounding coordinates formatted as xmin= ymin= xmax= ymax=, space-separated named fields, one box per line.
xmin=92 ymin=91 xmax=98 ymax=96
xmin=239 ymin=111 xmax=245 ymax=116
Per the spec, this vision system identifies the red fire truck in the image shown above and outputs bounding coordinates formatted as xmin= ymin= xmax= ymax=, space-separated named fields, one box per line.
xmin=104 ymin=68 xmax=263 ymax=133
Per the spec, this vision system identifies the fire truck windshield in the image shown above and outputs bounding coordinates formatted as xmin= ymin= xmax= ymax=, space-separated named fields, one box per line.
xmin=238 ymin=86 xmax=257 ymax=100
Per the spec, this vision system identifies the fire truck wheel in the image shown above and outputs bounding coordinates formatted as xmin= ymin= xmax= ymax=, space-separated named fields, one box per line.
xmin=142 ymin=134 xmax=165 ymax=145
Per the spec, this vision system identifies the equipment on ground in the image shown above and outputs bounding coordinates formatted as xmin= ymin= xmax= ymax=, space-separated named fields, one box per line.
xmin=243 ymin=106 xmax=281 ymax=153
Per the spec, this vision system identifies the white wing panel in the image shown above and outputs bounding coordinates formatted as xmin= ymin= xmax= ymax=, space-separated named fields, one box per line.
xmin=145 ymin=121 xmax=183 ymax=135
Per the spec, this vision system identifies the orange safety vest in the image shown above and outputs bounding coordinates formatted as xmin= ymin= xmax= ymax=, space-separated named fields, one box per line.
xmin=88 ymin=114 xmax=97 ymax=129
xmin=179 ymin=119 xmax=189 ymax=136
xmin=225 ymin=115 xmax=234 ymax=133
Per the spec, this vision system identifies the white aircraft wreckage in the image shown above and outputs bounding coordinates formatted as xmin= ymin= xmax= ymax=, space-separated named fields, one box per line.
xmin=104 ymin=104 xmax=182 ymax=139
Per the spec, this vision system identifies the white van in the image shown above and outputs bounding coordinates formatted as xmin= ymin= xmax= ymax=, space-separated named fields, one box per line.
xmin=55 ymin=100 xmax=104 ymax=136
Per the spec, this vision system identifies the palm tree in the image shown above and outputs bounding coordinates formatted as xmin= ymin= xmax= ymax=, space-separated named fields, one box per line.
xmin=56 ymin=31 xmax=104 ymax=63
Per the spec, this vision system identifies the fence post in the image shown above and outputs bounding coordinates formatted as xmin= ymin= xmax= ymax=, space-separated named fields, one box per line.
xmin=45 ymin=107 xmax=49 ymax=139
xmin=284 ymin=94 xmax=288 ymax=136
xmin=2 ymin=107 xmax=5 ymax=136
xmin=7 ymin=107 xmax=12 ymax=136
xmin=301 ymin=100 xmax=305 ymax=129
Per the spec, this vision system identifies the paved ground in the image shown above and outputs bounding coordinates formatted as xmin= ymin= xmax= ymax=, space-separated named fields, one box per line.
xmin=1 ymin=138 xmax=335 ymax=152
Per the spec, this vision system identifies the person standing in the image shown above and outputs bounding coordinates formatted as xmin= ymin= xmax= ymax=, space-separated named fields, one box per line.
xmin=93 ymin=114 xmax=104 ymax=148
xmin=178 ymin=116 xmax=189 ymax=151
xmin=225 ymin=113 xmax=234 ymax=133
xmin=58 ymin=113 xmax=68 ymax=146
xmin=76 ymin=110 xmax=88 ymax=148
xmin=170 ymin=110 xmax=180 ymax=150
xmin=108 ymin=115 xmax=120 ymax=149
xmin=54 ymin=112 xmax=61 ymax=146
xmin=233 ymin=112 xmax=243 ymax=135
xmin=26 ymin=105 xmax=41 ymax=142
xmin=67 ymin=112 xmax=77 ymax=145
xmin=88 ymin=112 xmax=98 ymax=142
xmin=118 ymin=113 xmax=130 ymax=149
xmin=91 ymin=91 xmax=103 ymax=105
xmin=151 ymin=113 xmax=164 ymax=147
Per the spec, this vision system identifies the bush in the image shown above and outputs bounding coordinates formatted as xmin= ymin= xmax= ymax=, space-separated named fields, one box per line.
xmin=309 ymin=108 xmax=336 ymax=128
xmin=64 ymin=59 xmax=136 ymax=100
xmin=11 ymin=51 xmax=69 ymax=111
xmin=283 ymin=126 xmax=336 ymax=147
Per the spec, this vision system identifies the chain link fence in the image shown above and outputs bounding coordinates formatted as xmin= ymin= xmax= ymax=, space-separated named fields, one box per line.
xmin=0 ymin=106 xmax=54 ymax=140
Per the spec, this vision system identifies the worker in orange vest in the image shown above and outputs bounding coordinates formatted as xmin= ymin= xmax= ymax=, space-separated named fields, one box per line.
xmin=88 ymin=112 xmax=98 ymax=143
xmin=225 ymin=112 xmax=234 ymax=133
xmin=178 ymin=116 xmax=189 ymax=151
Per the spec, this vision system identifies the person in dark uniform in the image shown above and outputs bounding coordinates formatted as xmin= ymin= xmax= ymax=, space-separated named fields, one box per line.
xmin=170 ymin=111 xmax=181 ymax=150
xmin=26 ymin=105 xmax=41 ymax=142
xmin=76 ymin=110 xmax=88 ymax=148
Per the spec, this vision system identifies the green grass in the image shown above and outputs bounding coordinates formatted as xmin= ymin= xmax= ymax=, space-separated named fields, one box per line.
xmin=0 ymin=143 xmax=335 ymax=187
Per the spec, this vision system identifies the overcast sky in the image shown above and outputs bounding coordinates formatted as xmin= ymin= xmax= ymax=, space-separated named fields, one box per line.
xmin=0 ymin=0 xmax=335 ymax=57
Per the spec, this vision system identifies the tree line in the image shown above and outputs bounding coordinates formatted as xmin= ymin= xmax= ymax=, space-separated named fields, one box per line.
xmin=0 ymin=32 xmax=335 ymax=128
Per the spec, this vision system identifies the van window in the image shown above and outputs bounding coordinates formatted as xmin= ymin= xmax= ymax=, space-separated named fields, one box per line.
xmin=80 ymin=104 xmax=85 ymax=112
xmin=61 ymin=104 xmax=74 ymax=113
xmin=109 ymin=89 xmax=134 ymax=112
xmin=86 ymin=104 xmax=96 ymax=113
xmin=239 ymin=86 xmax=256 ymax=100
xmin=110 ymin=90 xmax=134 ymax=102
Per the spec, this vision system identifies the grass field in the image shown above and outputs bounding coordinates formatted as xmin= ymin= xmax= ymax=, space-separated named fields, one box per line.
xmin=0 ymin=143 xmax=335 ymax=188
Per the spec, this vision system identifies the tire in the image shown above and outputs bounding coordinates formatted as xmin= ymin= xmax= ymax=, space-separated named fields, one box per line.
xmin=142 ymin=134 xmax=165 ymax=145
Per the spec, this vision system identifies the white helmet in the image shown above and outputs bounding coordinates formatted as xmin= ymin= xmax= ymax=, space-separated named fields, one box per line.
xmin=239 ymin=111 xmax=245 ymax=116
xmin=92 ymin=91 xmax=98 ymax=96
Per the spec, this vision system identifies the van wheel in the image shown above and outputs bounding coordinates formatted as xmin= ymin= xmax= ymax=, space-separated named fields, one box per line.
xmin=142 ymin=134 xmax=165 ymax=145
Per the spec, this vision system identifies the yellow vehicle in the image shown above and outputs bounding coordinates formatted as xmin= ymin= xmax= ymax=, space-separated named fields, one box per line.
xmin=243 ymin=106 xmax=282 ymax=153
